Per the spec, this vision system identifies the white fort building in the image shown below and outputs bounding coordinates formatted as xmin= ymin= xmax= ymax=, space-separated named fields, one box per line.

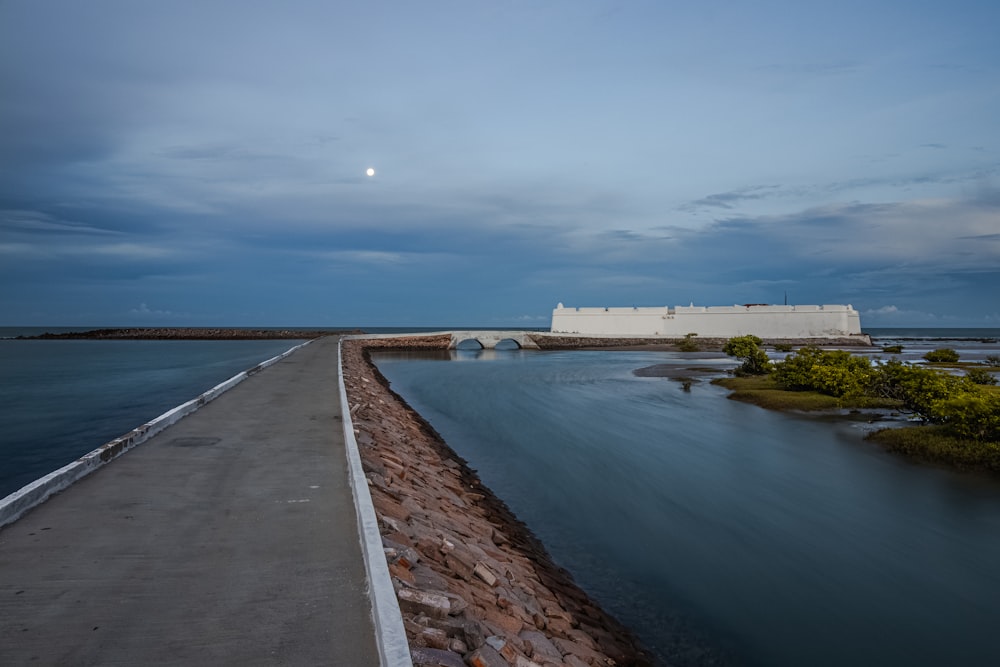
xmin=551 ymin=302 xmax=863 ymax=339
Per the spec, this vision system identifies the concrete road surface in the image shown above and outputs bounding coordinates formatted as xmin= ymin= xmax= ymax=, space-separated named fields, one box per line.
xmin=0 ymin=336 xmax=379 ymax=665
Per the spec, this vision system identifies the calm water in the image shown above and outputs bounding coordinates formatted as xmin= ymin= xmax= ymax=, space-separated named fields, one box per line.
xmin=373 ymin=346 xmax=1000 ymax=667
xmin=0 ymin=338 xmax=305 ymax=498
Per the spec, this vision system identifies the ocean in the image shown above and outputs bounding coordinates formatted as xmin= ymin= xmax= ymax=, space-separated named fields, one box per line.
xmin=2 ymin=326 xmax=998 ymax=666
xmin=0 ymin=334 xmax=309 ymax=497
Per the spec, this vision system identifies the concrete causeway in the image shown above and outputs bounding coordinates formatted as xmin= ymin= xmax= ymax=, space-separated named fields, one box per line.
xmin=0 ymin=336 xmax=381 ymax=665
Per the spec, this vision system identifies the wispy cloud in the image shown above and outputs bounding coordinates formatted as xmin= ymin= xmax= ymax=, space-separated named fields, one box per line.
xmin=158 ymin=144 xmax=277 ymax=162
xmin=129 ymin=303 xmax=174 ymax=317
xmin=682 ymin=185 xmax=782 ymax=211
xmin=0 ymin=209 xmax=119 ymax=235
xmin=756 ymin=61 xmax=864 ymax=77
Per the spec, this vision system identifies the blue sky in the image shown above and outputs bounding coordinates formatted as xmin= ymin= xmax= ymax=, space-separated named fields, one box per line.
xmin=1 ymin=1 xmax=998 ymax=328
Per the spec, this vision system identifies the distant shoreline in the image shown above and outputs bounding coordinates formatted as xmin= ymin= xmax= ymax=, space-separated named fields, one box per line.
xmin=15 ymin=328 xmax=360 ymax=340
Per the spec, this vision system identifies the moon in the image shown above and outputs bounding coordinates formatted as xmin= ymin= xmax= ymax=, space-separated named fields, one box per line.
xmin=366 ymin=167 xmax=375 ymax=177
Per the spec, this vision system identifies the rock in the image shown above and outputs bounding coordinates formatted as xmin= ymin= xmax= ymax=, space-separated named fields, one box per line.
xmin=445 ymin=547 xmax=478 ymax=582
xmin=490 ymin=527 xmax=510 ymax=546
xmin=474 ymin=561 xmax=499 ymax=587
xmin=552 ymin=637 xmax=607 ymax=665
xmin=419 ymin=627 xmax=452 ymax=650
xmin=389 ymin=560 xmax=416 ymax=584
xmin=482 ymin=607 xmax=524 ymax=636
xmin=398 ymin=588 xmax=451 ymax=619
xmin=462 ymin=619 xmax=486 ymax=650
xmin=466 ymin=644 xmax=510 ymax=667
xmin=511 ymin=657 xmax=544 ymax=667
xmin=485 ymin=636 xmax=506 ymax=652
xmin=485 ymin=635 xmax=531 ymax=665
xmin=518 ymin=630 xmax=562 ymax=663
xmin=410 ymin=646 xmax=467 ymax=667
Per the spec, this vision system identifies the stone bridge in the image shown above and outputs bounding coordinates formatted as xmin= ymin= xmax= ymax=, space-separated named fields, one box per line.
xmin=448 ymin=331 xmax=541 ymax=350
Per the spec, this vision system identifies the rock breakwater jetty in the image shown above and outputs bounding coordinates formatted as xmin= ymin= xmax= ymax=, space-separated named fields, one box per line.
xmin=342 ymin=337 xmax=652 ymax=667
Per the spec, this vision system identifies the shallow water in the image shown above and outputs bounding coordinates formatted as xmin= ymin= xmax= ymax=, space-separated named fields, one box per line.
xmin=374 ymin=348 xmax=1000 ymax=667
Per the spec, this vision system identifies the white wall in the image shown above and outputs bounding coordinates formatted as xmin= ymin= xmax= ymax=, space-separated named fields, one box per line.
xmin=550 ymin=304 xmax=862 ymax=338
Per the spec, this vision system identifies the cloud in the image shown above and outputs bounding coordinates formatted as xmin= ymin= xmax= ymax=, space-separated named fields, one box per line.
xmin=130 ymin=303 xmax=173 ymax=317
xmin=696 ymin=197 xmax=1000 ymax=269
xmin=682 ymin=185 xmax=781 ymax=211
xmin=1 ymin=1 xmax=997 ymax=326
xmin=0 ymin=209 xmax=119 ymax=235
xmin=860 ymin=305 xmax=1000 ymax=327
xmin=866 ymin=305 xmax=901 ymax=315
xmin=756 ymin=61 xmax=864 ymax=77
xmin=860 ymin=306 xmax=946 ymax=325
xmin=324 ymin=250 xmax=410 ymax=266
xmin=158 ymin=144 xmax=276 ymax=162
xmin=504 ymin=314 xmax=549 ymax=322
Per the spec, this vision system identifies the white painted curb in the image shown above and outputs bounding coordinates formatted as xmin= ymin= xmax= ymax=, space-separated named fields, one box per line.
xmin=0 ymin=340 xmax=314 ymax=529
xmin=337 ymin=339 xmax=413 ymax=667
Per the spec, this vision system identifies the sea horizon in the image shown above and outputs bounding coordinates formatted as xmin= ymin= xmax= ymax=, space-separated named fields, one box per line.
xmin=2 ymin=324 xmax=998 ymax=337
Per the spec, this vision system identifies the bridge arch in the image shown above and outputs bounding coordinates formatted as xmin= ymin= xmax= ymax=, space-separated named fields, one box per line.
xmin=447 ymin=331 xmax=540 ymax=350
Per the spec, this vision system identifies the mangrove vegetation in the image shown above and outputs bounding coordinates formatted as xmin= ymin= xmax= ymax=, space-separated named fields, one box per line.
xmin=716 ymin=336 xmax=1000 ymax=472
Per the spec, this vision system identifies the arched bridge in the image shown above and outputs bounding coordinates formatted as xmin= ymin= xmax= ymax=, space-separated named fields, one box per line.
xmin=448 ymin=331 xmax=541 ymax=350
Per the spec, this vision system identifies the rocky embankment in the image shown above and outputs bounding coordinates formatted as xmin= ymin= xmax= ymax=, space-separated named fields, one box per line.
xmin=20 ymin=328 xmax=356 ymax=340
xmin=341 ymin=337 xmax=652 ymax=667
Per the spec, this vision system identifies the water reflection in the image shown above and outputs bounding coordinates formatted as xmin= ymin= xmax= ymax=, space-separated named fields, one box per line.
xmin=373 ymin=349 xmax=1000 ymax=667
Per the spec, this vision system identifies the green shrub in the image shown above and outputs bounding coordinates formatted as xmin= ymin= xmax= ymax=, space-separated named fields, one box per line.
xmin=924 ymin=348 xmax=960 ymax=363
xmin=881 ymin=344 xmax=904 ymax=354
xmin=966 ymin=368 xmax=998 ymax=386
xmin=722 ymin=335 xmax=771 ymax=376
xmin=677 ymin=333 xmax=700 ymax=352
xmin=773 ymin=343 xmax=793 ymax=352
xmin=772 ymin=347 xmax=874 ymax=397
xmin=985 ymin=355 xmax=1000 ymax=367
xmin=722 ymin=346 xmax=1000 ymax=444
xmin=771 ymin=346 xmax=824 ymax=390
xmin=869 ymin=360 xmax=965 ymax=422
xmin=930 ymin=391 xmax=1000 ymax=441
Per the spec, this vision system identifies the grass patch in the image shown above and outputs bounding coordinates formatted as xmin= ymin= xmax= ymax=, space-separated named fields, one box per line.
xmin=868 ymin=426 xmax=1000 ymax=473
xmin=713 ymin=376 xmax=777 ymax=391
xmin=712 ymin=376 xmax=898 ymax=411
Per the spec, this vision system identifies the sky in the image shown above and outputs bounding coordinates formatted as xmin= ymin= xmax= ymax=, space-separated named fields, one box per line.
xmin=1 ymin=1 xmax=998 ymax=328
